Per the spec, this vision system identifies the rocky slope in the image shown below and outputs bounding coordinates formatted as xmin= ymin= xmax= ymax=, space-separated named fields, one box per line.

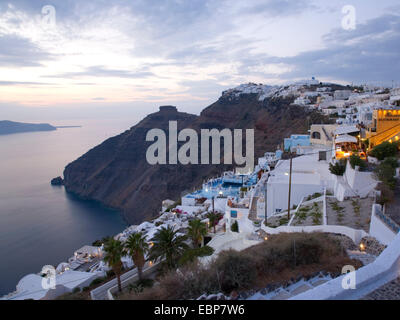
xmin=63 ymin=84 xmax=334 ymax=224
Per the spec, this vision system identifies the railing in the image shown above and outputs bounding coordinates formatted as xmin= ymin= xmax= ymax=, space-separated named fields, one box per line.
xmin=374 ymin=205 xmax=400 ymax=234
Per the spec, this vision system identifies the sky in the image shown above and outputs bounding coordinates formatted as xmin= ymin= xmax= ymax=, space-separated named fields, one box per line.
xmin=0 ymin=0 xmax=399 ymax=119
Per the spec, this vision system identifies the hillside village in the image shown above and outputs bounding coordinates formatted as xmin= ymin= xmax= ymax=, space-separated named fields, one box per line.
xmin=3 ymin=79 xmax=400 ymax=301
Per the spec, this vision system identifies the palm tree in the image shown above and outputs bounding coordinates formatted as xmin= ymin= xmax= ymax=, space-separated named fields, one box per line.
xmin=103 ymin=238 xmax=126 ymax=292
xmin=149 ymin=226 xmax=188 ymax=269
xmin=125 ymin=232 xmax=149 ymax=282
xmin=206 ymin=212 xmax=221 ymax=233
xmin=187 ymin=219 xmax=208 ymax=248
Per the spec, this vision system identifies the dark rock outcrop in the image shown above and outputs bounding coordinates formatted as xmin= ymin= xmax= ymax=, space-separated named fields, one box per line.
xmin=51 ymin=176 xmax=64 ymax=186
xmin=63 ymin=95 xmax=332 ymax=224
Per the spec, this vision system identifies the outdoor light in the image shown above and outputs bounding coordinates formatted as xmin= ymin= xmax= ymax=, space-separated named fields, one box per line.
xmin=284 ymin=172 xmax=289 ymax=176
xmin=264 ymin=236 xmax=268 ymax=241
xmin=359 ymin=243 xmax=366 ymax=251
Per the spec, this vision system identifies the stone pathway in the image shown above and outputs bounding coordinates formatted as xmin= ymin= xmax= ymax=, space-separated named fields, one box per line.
xmin=361 ymin=278 xmax=400 ymax=300
xmin=248 ymin=196 xmax=259 ymax=222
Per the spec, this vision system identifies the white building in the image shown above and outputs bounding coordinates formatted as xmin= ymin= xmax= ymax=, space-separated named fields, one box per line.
xmin=334 ymin=90 xmax=352 ymax=100
xmin=266 ymin=150 xmax=334 ymax=216
xmin=310 ymin=124 xmax=337 ymax=147
xmin=294 ymin=97 xmax=311 ymax=105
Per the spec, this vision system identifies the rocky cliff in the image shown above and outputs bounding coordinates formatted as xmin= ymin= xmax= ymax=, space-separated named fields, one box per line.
xmin=63 ymin=87 xmax=333 ymax=224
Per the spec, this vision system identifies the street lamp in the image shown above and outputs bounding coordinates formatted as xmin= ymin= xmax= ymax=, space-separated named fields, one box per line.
xmin=287 ymin=152 xmax=293 ymax=220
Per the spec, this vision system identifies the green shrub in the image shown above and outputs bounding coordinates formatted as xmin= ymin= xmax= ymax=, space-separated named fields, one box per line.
xmin=90 ymin=277 xmax=106 ymax=287
xmin=106 ymin=270 xmax=115 ymax=278
xmin=279 ymin=217 xmax=289 ymax=226
xmin=349 ymin=155 xmax=366 ymax=170
xmin=128 ymin=279 xmax=154 ymax=294
xmin=382 ymin=157 xmax=399 ymax=168
xmin=178 ymin=246 xmax=215 ymax=266
xmin=374 ymin=163 xmax=397 ymax=189
xmin=293 ymin=237 xmax=324 ymax=265
xmin=376 ymin=182 xmax=395 ymax=205
xmin=214 ymin=250 xmax=257 ymax=292
xmin=369 ymin=141 xmax=398 ymax=160
xmin=231 ymin=220 xmax=239 ymax=232
xmin=329 ymin=160 xmax=346 ymax=176
xmin=92 ymin=236 xmax=110 ymax=247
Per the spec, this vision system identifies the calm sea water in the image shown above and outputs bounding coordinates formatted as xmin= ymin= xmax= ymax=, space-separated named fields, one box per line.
xmin=0 ymin=118 xmax=137 ymax=296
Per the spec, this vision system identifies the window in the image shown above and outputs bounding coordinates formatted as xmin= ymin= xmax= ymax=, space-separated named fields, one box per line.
xmin=312 ymin=131 xmax=321 ymax=139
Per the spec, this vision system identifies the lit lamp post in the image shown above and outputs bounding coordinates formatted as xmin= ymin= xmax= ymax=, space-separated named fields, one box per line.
xmin=264 ymin=186 xmax=267 ymax=225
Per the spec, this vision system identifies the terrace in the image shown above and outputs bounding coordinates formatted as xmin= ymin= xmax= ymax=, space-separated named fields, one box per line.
xmin=183 ymin=171 xmax=258 ymax=202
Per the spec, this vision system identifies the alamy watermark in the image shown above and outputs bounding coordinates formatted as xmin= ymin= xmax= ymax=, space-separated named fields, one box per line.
xmin=41 ymin=5 xmax=56 ymax=29
xmin=41 ymin=265 xmax=56 ymax=290
xmin=341 ymin=265 xmax=356 ymax=289
xmin=146 ymin=121 xmax=254 ymax=174
xmin=341 ymin=5 xmax=356 ymax=30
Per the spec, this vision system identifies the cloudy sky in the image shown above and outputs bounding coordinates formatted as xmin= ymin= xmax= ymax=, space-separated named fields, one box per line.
xmin=0 ymin=0 xmax=399 ymax=118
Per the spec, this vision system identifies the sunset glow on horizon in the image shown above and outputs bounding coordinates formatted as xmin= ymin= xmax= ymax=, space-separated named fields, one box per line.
xmin=0 ymin=0 xmax=399 ymax=112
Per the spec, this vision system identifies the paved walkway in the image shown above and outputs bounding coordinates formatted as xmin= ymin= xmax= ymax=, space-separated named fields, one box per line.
xmin=361 ymin=278 xmax=400 ymax=300
xmin=248 ymin=196 xmax=259 ymax=222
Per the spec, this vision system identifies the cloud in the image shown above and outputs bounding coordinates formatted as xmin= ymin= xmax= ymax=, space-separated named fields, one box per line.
xmin=264 ymin=13 xmax=400 ymax=84
xmin=238 ymin=0 xmax=316 ymax=17
xmin=0 ymin=34 xmax=53 ymax=67
xmin=45 ymin=66 xmax=155 ymax=79
xmin=0 ymin=80 xmax=53 ymax=86
xmin=0 ymin=0 xmax=399 ymax=109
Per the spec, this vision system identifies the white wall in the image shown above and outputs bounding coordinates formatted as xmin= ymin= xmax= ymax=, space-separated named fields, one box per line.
xmin=291 ymin=231 xmax=400 ymax=300
xmin=182 ymin=196 xmax=196 ymax=206
xmin=344 ymin=163 xmax=378 ymax=198
xmin=267 ymin=181 xmax=323 ymax=216
xmin=369 ymin=204 xmax=398 ymax=245
xmin=261 ymin=224 xmax=367 ymax=245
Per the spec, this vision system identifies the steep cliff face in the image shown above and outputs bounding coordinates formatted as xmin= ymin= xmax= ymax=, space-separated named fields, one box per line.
xmin=63 ymin=94 xmax=331 ymax=224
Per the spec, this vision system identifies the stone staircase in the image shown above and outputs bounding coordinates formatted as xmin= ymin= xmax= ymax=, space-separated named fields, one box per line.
xmin=248 ymin=196 xmax=259 ymax=222
xmin=247 ymin=272 xmax=333 ymax=300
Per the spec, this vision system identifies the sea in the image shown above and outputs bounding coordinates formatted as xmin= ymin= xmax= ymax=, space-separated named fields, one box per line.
xmin=0 ymin=118 xmax=138 ymax=296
